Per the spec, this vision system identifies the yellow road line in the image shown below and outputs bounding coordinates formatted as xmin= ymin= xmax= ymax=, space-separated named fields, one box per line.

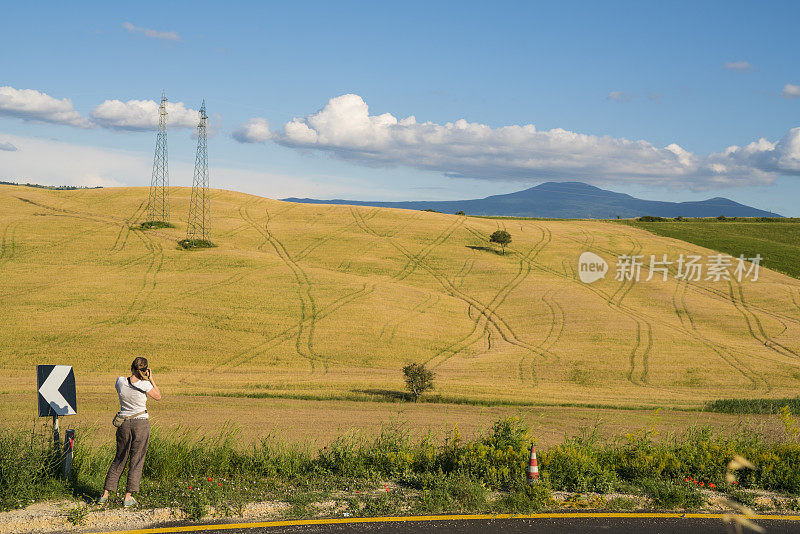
xmin=96 ymin=512 xmax=800 ymax=534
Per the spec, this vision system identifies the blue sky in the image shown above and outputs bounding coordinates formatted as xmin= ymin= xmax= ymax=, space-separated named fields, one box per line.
xmin=1 ymin=1 xmax=798 ymax=214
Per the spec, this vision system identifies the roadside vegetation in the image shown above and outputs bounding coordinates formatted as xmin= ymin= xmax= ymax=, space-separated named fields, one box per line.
xmin=623 ymin=218 xmax=800 ymax=279
xmin=2 ymin=416 xmax=800 ymax=520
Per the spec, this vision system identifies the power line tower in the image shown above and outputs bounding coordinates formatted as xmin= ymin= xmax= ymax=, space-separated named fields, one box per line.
xmin=146 ymin=90 xmax=169 ymax=225
xmin=186 ymin=100 xmax=211 ymax=243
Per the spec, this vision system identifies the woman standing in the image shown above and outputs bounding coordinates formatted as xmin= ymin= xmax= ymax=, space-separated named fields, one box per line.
xmin=97 ymin=357 xmax=162 ymax=507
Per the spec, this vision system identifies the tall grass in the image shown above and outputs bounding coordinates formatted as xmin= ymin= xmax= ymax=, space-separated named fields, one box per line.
xmin=704 ymin=398 xmax=800 ymax=414
xmin=2 ymin=417 xmax=800 ymax=514
xmin=0 ymin=424 xmax=68 ymax=510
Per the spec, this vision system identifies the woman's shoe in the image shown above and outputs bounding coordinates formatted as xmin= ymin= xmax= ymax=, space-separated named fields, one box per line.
xmin=123 ymin=497 xmax=137 ymax=508
xmin=96 ymin=495 xmax=108 ymax=505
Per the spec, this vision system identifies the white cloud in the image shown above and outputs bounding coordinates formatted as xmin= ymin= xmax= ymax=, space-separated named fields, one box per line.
xmin=121 ymin=22 xmax=180 ymax=41
xmin=723 ymin=61 xmax=754 ymax=71
xmin=782 ymin=83 xmax=800 ymax=99
xmin=0 ymin=86 xmax=93 ymax=128
xmin=0 ymin=133 xmax=333 ymax=198
xmin=243 ymin=93 xmax=800 ymax=190
xmin=91 ymin=99 xmax=201 ymax=131
xmin=76 ymin=173 xmax=124 ymax=187
xmin=607 ymin=91 xmax=636 ymax=102
xmin=0 ymin=141 xmax=17 ymax=151
xmin=232 ymin=118 xmax=273 ymax=143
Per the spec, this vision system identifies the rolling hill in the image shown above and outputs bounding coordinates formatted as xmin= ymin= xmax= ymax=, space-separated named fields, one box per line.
xmin=283 ymin=181 xmax=779 ymax=219
xmin=1 ymin=184 xmax=799 ymax=418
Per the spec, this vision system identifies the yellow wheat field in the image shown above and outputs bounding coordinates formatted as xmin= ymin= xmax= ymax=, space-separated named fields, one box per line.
xmin=2 ymin=184 xmax=800 ymax=423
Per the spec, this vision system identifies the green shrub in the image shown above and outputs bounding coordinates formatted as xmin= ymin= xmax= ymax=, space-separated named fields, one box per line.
xmin=178 ymin=238 xmax=214 ymax=249
xmin=359 ymin=491 xmax=403 ymax=516
xmin=542 ymin=429 xmax=617 ymax=492
xmin=495 ymin=481 xmax=554 ymax=512
xmin=639 ymin=478 xmax=703 ymax=509
xmin=411 ymin=471 xmax=488 ymax=513
xmin=138 ymin=221 xmax=174 ymax=230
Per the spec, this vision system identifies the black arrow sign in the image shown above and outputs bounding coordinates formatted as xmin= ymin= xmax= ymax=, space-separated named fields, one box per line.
xmin=37 ymin=365 xmax=77 ymax=417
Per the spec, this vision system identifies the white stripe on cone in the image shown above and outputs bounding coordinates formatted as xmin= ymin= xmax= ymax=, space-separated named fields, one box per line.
xmin=526 ymin=444 xmax=539 ymax=484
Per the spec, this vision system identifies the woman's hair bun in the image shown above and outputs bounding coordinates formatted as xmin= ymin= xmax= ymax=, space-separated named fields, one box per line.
xmin=131 ymin=357 xmax=149 ymax=380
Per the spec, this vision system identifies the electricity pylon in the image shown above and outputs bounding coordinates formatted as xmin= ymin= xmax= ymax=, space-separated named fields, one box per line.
xmin=186 ymin=100 xmax=211 ymax=243
xmin=146 ymin=91 xmax=169 ymax=225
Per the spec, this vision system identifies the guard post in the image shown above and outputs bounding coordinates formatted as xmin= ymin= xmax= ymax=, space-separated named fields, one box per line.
xmin=63 ymin=429 xmax=75 ymax=480
xmin=37 ymin=365 xmax=77 ymax=480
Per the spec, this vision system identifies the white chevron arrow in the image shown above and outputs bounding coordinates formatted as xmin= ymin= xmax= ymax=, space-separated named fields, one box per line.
xmin=38 ymin=366 xmax=75 ymax=415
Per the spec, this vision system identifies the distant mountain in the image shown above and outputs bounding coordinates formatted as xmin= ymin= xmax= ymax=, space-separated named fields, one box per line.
xmin=282 ymin=182 xmax=780 ymax=219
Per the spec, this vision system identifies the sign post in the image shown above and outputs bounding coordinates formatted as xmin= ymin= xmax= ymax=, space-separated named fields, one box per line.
xmin=37 ymin=365 xmax=77 ymax=480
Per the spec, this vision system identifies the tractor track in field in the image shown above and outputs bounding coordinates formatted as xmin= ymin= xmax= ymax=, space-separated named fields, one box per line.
xmin=0 ymin=221 xmax=19 ymax=268
xmin=215 ymin=280 xmax=377 ymax=370
xmin=525 ymin=226 xmax=654 ymax=387
xmin=579 ymin=232 xmax=651 ymax=386
xmin=348 ymin=206 xmax=463 ymax=282
xmin=792 ymin=290 xmax=800 ymax=314
xmin=15 ymin=196 xmax=120 ymax=227
xmin=349 ymin=206 xmax=464 ymax=343
xmin=582 ymin=229 xmax=764 ymax=388
xmin=453 ymin=256 xmax=476 ymax=289
xmin=16 ymin=196 xmax=168 ymax=265
xmin=610 ymin=235 xmax=643 ymax=305
xmin=620 ymin=232 xmax=800 ymax=359
xmin=335 ymin=209 xmax=384 ymax=272
xmin=3 ymin=197 xmax=160 ymax=304
xmin=615 ymin=236 xmax=652 ymax=385
xmin=118 ymin=229 xmax=164 ymax=325
xmin=110 ymin=199 xmax=148 ymax=253
xmin=16 ymin=227 xmax=166 ymax=363
xmin=726 ymin=279 xmax=799 ymax=360
xmin=357 ymin=218 xmax=545 ymax=379
xmin=533 ymin=225 xmax=765 ymax=388
xmin=595 ymin=227 xmax=800 ymax=348
xmin=379 ymin=293 xmax=440 ymax=343
xmin=462 ymin=224 xmax=571 ymax=380
xmin=481 ymin=227 xmax=551 ymax=382
xmin=459 ymin=223 xmax=559 ymax=382
xmin=337 ymin=210 xmax=415 ymax=274
xmin=671 ymin=274 xmax=768 ymax=389
xmin=672 ymin=277 xmax=696 ymax=332
xmin=540 ymin=287 xmax=566 ymax=355
xmin=215 ymin=205 xmax=410 ymax=371
xmin=299 ymin=219 xmax=361 ymax=263
xmin=349 ymin=207 xmax=464 ymax=282
xmin=296 ymin=207 xmax=421 ymax=263
xmin=239 ymin=206 xmax=324 ymax=374
xmin=687 ymin=281 xmax=800 ymax=332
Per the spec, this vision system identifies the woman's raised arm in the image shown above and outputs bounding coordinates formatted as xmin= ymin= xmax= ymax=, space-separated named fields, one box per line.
xmin=145 ymin=369 xmax=162 ymax=401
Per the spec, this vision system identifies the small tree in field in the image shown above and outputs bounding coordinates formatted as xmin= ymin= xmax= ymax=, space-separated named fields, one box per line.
xmin=489 ymin=230 xmax=512 ymax=254
xmin=402 ymin=363 xmax=435 ymax=402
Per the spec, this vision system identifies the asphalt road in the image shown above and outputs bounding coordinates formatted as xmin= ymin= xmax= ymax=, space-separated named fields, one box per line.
xmin=102 ymin=514 xmax=800 ymax=534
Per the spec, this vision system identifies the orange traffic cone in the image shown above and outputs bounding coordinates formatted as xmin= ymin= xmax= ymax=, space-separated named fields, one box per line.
xmin=526 ymin=444 xmax=539 ymax=484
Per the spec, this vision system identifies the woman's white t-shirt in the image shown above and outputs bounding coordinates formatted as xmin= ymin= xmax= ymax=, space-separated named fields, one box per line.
xmin=116 ymin=376 xmax=153 ymax=419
